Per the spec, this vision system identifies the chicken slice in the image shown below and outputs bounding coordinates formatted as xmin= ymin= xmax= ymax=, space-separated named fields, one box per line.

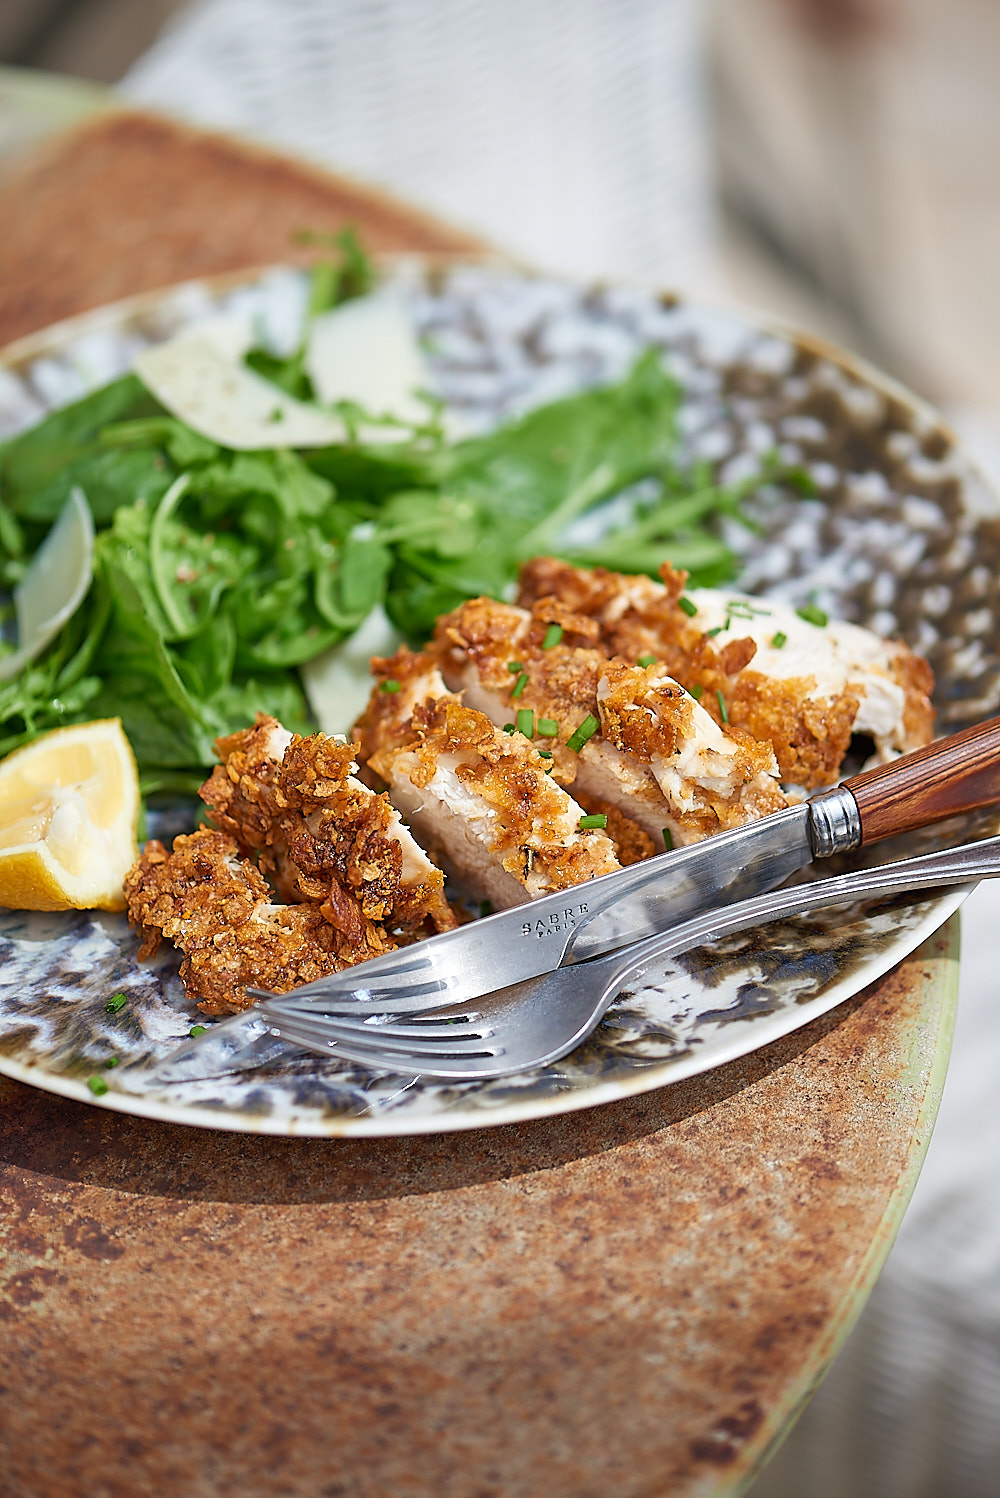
xmin=430 ymin=595 xmax=785 ymax=854
xmin=596 ymin=661 xmax=787 ymax=842
xmin=354 ymin=648 xmax=620 ymax=909
xmin=200 ymin=713 xmax=454 ymax=940
xmin=517 ymin=557 xmax=934 ymax=788
xmin=124 ymin=828 xmax=379 ymax=1014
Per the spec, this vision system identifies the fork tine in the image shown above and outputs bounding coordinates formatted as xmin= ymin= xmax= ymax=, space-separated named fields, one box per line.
xmin=262 ymin=1011 xmax=503 ymax=1062
xmin=245 ymin=976 xmax=459 ymax=1012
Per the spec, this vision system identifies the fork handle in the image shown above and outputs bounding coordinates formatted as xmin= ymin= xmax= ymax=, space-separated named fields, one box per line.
xmin=843 ymin=714 xmax=1000 ymax=844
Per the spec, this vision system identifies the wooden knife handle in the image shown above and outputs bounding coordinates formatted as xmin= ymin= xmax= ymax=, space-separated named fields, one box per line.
xmin=844 ymin=715 xmax=1000 ymax=844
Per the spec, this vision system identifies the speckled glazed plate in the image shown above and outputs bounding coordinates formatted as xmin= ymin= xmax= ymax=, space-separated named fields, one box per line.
xmin=2 ymin=264 xmax=999 ymax=1137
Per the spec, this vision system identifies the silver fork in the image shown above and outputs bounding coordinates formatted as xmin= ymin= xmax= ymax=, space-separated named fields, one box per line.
xmin=252 ymin=834 xmax=1000 ymax=1080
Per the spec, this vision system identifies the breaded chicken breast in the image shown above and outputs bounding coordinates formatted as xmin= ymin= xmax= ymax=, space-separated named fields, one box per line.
xmin=517 ymin=557 xmax=934 ymax=787
xmin=430 ymin=595 xmax=787 ymax=852
xmin=354 ymin=648 xmax=621 ymax=908
xmin=124 ymin=828 xmax=364 ymax=1014
xmin=201 ymin=714 xmax=454 ymax=940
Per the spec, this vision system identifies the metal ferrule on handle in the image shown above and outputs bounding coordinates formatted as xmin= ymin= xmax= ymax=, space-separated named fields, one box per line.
xmin=807 ymin=785 xmax=863 ymax=858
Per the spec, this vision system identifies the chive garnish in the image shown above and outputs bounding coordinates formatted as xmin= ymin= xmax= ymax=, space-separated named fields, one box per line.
xmin=380 ymin=678 xmax=401 ymax=693
xmin=716 ymin=689 xmax=729 ymax=723
xmin=104 ymin=1057 xmax=120 ymax=1069
xmin=771 ymin=631 xmax=788 ymax=649
xmin=566 ymin=713 xmax=599 ymax=752
xmin=516 ymin=707 xmax=535 ymax=738
xmin=662 ymin=828 xmax=674 ymax=851
xmin=578 ymin=813 xmax=608 ymax=830
xmin=704 ymin=625 xmax=725 ymax=638
xmin=503 ymin=722 xmax=516 ymax=734
xmin=637 ymin=653 xmax=657 ymax=668
xmin=678 ymin=595 xmax=698 ymax=617
xmin=537 ymin=749 xmax=553 ymax=759
xmin=106 ymin=991 xmax=127 ymax=1014
xmin=537 ymin=717 xmax=559 ymax=737
xmin=512 ymin=671 xmax=529 ymax=698
xmin=507 ymin=660 xmax=523 ymax=673
xmin=796 ymin=604 xmax=828 ymax=628
xmin=690 ymin=685 xmax=704 ymax=701
xmin=541 ymin=624 xmax=563 ymax=650
xmin=189 ymin=1024 xmax=208 ymax=1038
xmin=87 ymin=1076 xmax=109 ymax=1096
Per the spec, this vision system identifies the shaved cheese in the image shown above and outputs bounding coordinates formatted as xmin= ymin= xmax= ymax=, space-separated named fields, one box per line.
xmin=305 ymin=289 xmax=431 ymax=426
xmin=0 ymin=487 xmax=94 ymax=682
xmin=134 ymin=334 xmax=349 ymax=450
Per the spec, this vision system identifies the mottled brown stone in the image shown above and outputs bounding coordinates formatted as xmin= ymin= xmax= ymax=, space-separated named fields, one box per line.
xmin=0 ymin=925 xmax=956 ymax=1497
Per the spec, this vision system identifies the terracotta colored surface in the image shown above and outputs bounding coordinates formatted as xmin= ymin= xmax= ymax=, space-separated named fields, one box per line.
xmin=0 ymin=106 xmax=486 ymax=348
xmin=0 ymin=99 xmax=958 ymax=1497
xmin=0 ymin=926 xmax=956 ymax=1498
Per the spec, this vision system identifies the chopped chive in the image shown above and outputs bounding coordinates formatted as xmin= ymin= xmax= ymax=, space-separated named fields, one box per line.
xmin=662 ymin=827 xmax=674 ymax=851
xmin=511 ymin=671 xmax=530 ymax=698
xmin=704 ymin=625 xmax=725 ymax=638
xmin=106 ymin=991 xmax=127 ymax=1013
xmin=637 ymin=653 xmax=657 ymax=668
xmin=678 ymin=595 xmax=698 ymax=617
xmin=516 ymin=707 xmax=535 ymax=738
xmin=796 ymin=603 xmax=828 ymax=627
xmin=87 ymin=1076 xmax=109 ymax=1096
xmin=689 ymin=684 xmax=704 ymax=701
xmin=578 ymin=813 xmax=608 ymax=830
xmin=380 ymin=678 xmax=401 ymax=693
xmin=716 ymin=689 xmax=729 ymax=723
xmin=503 ymin=722 xmax=516 ymax=734
xmin=771 ymin=630 xmax=788 ymax=649
xmin=566 ymin=713 xmax=599 ymax=753
xmin=104 ymin=1056 xmax=120 ymax=1070
xmin=507 ymin=660 xmax=523 ymax=673
xmin=189 ymin=1024 xmax=208 ymax=1038
xmin=541 ymin=623 xmax=563 ymax=650
xmin=480 ymin=900 xmax=494 ymax=917
xmin=537 ymin=717 xmax=559 ymax=737
xmin=537 ymin=749 xmax=553 ymax=759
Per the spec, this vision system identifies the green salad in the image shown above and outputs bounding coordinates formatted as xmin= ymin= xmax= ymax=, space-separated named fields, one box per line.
xmin=0 ymin=234 xmax=811 ymax=794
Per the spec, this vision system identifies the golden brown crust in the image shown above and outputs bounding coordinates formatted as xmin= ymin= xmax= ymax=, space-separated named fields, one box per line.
xmin=202 ymin=712 xmax=454 ymax=936
xmin=372 ymin=695 xmax=620 ymax=895
xmin=517 ymin=557 xmax=933 ymax=787
xmin=123 ymin=829 xmax=355 ymax=1015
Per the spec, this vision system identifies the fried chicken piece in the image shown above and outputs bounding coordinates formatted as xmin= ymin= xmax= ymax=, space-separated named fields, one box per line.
xmin=354 ymin=648 xmax=620 ymax=909
xmin=517 ymin=558 xmax=934 ymax=787
xmin=429 ymin=595 xmax=786 ymax=849
xmin=123 ymin=829 xmax=388 ymax=1014
xmin=201 ymin=714 xmax=454 ymax=938
xmin=597 ymin=662 xmax=787 ymax=840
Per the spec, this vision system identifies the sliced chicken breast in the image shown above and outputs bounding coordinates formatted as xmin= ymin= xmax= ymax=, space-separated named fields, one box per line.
xmin=355 ymin=648 xmax=620 ymax=908
xmin=517 ymin=557 xmax=934 ymax=787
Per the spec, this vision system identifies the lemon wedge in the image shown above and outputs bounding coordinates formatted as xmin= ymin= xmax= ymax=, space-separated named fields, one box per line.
xmin=0 ymin=719 xmax=139 ymax=912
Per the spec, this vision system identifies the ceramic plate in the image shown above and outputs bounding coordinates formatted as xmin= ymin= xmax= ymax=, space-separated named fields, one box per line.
xmin=2 ymin=263 xmax=999 ymax=1137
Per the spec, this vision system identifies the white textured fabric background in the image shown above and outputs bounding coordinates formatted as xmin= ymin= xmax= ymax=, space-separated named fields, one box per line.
xmin=122 ymin=0 xmax=716 ymax=290
xmin=121 ymin=5 xmax=1000 ymax=1493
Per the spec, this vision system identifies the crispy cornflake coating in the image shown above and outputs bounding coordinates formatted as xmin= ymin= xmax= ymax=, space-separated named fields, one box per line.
xmin=123 ymin=829 xmax=357 ymax=1014
xmin=356 ymin=648 xmax=621 ymax=908
xmin=597 ymin=661 xmax=787 ymax=838
xmin=429 ymin=594 xmax=786 ymax=850
xmin=201 ymin=714 xmax=454 ymax=938
xmin=517 ymin=557 xmax=934 ymax=787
